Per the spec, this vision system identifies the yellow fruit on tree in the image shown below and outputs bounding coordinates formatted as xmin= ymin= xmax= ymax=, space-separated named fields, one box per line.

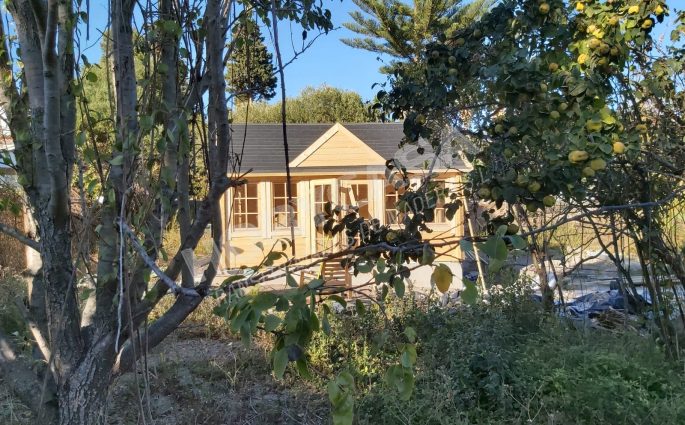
xmin=477 ymin=187 xmax=491 ymax=199
xmin=587 ymin=24 xmax=597 ymax=34
xmin=588 ymin=38 xmax=601 ymax=50
xmin=416 ymin=114 xmax=426 ymax=125
xmin=586 ymin=119 xmax=603 ymax=132
xmin=508 ymin=126 xmax=518 ymax=136
xmin=655 ymin=5 xmax=664 ymax=16
xmin=610 ymin=46 xmax=620 ymax=56
xmin=612 ymin=141 xmax=626 ymax=154
xmin=599 ymin=43 xmax=610 ymax=55
xmin=578 ymin=53 xmax=589 ymax=65
xmin=628 ymin=5 xmax=639 ymax=14
xmin=608 ymin=16 xmax=619 ymax=26
xmin=636 ymin=123 xmax=647 ymax=134
xmin=515 ymin=174 xmax=530 ymax=187
xmin=558 ymin=102 xmax=569 ymax=111
xmin=385 ymin=231 xmax=398 ymax=242
xmin=539 ymin=83 xmax=548 ymax=92
xmin=582 ymin=167 xmax=596 ymax=177
xmin=576 ymin=2 xmax=585 ymax=12
xmin=543 ymin=195 xmax=556 ymax=207
xmin=641 ymin=19 xmax=653 ymax=30
xmin=539 ymin=3 xmax=550 ymax=14
xmin=550 ymin=110 xmax=560 ymax=120
xmin=548 ymin=62 xmax=559 ymax=72
xmin=528 ymin=181 xmax=541 ymax=193
xmin=589 ymin=158 xmax=607 ymax=171
xmin=526 ymin=203 xmax=539 ymax=213
xmin=568 ymin=150 xmax=589 ymax=163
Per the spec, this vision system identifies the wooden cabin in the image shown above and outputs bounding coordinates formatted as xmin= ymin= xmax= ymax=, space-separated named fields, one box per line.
xmin=220 ymin=123 xmax=470 ymax=268
xmin=0 ymin=137 xmax=39 ymax=272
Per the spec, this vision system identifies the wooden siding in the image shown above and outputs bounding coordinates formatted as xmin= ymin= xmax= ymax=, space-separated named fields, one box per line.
xmin=294 ymin=125 xmax=386 ymax=168
xmin=223 ymin=173 xmax=466 ymax=268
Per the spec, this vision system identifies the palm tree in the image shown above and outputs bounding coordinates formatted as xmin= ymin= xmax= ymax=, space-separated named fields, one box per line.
xmin=342 ymin=0 xmax=492 ymax=69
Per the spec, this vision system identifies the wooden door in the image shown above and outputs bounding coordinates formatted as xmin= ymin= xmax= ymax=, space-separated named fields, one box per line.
xmin=310 ymin=179 xmax=338 ymax=254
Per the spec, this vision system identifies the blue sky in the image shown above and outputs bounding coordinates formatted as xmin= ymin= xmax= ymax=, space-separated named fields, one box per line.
xmin=81 ymin=1 xmax=389 ymax=102
xmin=80 ymin=1 xmax=681 ymax=103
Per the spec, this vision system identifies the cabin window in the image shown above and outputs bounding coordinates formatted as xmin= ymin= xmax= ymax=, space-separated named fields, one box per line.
xmin=385 ymin=180 xmax=450 ymax=225
xmin=233 ymin=183 xmax=259 ymax=229
xmin=427 ymin=180 xmax=448 ymax=224
xmin=342 ymin=183 xmax=370 ymax=217
xmin=272 ymin=182 xmax=298 ymax=228
xmin=385 ymin=184 xmax=406 ymax=225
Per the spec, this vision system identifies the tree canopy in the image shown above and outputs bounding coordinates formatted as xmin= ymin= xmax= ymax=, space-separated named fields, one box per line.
xmin=232 ymin=85 xmax=378 ymax=123
xmin=342 ymin=0 xmax=492 ymax=71
xmin=226 ymin=16 xmax=278 ymax=102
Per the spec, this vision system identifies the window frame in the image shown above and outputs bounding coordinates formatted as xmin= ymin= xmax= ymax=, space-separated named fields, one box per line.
xmin=384 ymin=176 xmax=456 ymax=228
xmin=270 ymin=180 xmax=303 ymax=235
xmin=229 ymin=182 xmax=264 ymax=236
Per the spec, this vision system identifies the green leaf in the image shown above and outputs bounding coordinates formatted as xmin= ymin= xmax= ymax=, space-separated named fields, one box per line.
xmin=308 ymin=278 xmax=324 ymax=290
xmin=355 ymin=257 xmax=373 ymax=273
xmin=420 ymin=244 xmax=435 ymax=265
xmin=376 ymin=258 xmax=386 ymax=273
xmin=481 ymin=236 xmax=508 ymax=261
xmin=327 ymin=295 xmax=347 ymax=308
xmin=569 ymin=82 xmax=586 ymax=97
xmin=273 ymin=347 xmax=289 ymax=379
xmin=221 ymin=274 xmax=244 ymax=287
xmin=296 ymin=358 xmax=312 ymax=379
xmin=263 ymin=314 xmax=281 ymax=332
xmin=393 ymin=276 xmax=405 ymax=298
xmin=461 ymin=279 xmax=478 ymax=305
xmin=404 ymin=326 xmax=417 ymax=343
xmin=509 ymin=235 xmax=527 ymax=250
xmin=386 ymin=365 xmax=414 ymax=401
xmin=328 ymin=371 xmax=355 ymax=425
xmin=286 ymin=273 xmax=298 ymax=288
xmin=85 ymin=71 xmax=98 ymax=83
xmin=495 ymin=224 xmax=508 ymax=238
xmin=374 ymin=272 xmax=392 ymax=284
xmin=355 ymin=299 xmax=366 ymax=315
xmin=251 ymin=292 xmax=277 ymax=310
xmin=322 ymin=314 xmax=331 ymax=335
xmin=400 ymin=344 xmax=417 ymax=368
xmin=109 ymin=155 xmax=124 ymax=166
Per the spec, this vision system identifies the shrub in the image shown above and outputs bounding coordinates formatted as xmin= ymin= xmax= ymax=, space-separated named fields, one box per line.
xmin=308 ymin=293 xmax=685 ymax=425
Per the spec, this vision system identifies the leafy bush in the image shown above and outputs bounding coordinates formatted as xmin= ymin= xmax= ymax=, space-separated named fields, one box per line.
xmin=308 ymin=294 xmax=685 ymax=425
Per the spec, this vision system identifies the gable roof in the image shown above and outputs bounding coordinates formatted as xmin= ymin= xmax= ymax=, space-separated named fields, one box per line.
xmin=230 ymin=122 xmax=470 ymax=174
xmin=289 ymin=123 xmax=388 ymax=167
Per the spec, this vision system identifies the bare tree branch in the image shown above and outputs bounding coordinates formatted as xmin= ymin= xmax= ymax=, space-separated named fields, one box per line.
xmin=120 ymin=220 xmax=200 ymax=297
xmin=0 ymin=221 xmax=40 ymax=251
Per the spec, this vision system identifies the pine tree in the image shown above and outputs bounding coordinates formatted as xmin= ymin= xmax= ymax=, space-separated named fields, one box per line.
xmin=342 ymin=0 xmax=491 ymax=71
xmin=227 ymin=16 xmax=278 ymax=102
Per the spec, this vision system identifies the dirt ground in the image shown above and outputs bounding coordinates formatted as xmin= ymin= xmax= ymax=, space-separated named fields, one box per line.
xmin=105 ymin=331 xmax=329 ymax=425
